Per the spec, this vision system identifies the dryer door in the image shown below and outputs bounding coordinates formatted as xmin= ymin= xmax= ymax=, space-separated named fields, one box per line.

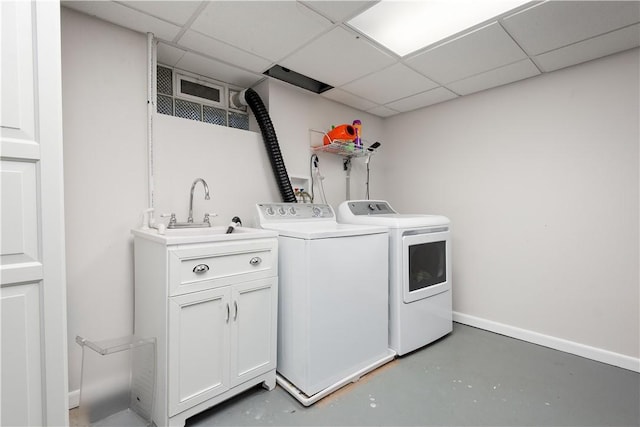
xmin=402 ymin=229 xmax=451 ymax=303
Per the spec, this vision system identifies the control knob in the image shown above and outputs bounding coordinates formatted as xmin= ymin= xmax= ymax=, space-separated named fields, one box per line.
xmin=312 ymin=206 xmax=322 ymax=217
xmin=288 ymin=206 xmax=297 ymax=215
xmin=278 ymin=207 xmax=287 ymax=216
xmin=265 ymin=206 xmax=275 ymax=216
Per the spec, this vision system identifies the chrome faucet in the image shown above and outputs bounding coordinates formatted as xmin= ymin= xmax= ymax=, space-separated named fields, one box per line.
xmin=188 ymin=178 xmax=210 ymax=223
xmin=164 ymin=178 xmax=215 ymax=229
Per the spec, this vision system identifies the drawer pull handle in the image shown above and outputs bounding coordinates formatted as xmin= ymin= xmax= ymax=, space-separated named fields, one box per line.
xmin=249 ymin=257 xmax=262 ymax=266
xmin=234 ymin=301 xmax=238 ymax=320
xmin=225 ymin=303 xmax=230 ymax=323
xmin=193 ymin=264 xmax=210 ymax=274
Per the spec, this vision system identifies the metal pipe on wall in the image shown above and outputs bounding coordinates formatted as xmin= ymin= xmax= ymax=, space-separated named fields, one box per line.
xmin=146 ymin=32 xmax=155 ymax=209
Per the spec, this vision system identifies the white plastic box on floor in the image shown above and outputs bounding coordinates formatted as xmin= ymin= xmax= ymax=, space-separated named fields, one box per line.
xmin=76 ymin=335 xmax=156 ymax=426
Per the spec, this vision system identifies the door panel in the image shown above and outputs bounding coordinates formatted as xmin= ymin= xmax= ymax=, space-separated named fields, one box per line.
xmin=1 ymin=283 xmax=43 ymax=426
xmin=0 ymin=161 xmax=39 ymax=264
xmin=168 ymin=287 xmax=230 ymax=416
xmin=230 ymin=278 xmax=277 ymax=387
xmin=1 ymin=1 xmax=36 ymax=145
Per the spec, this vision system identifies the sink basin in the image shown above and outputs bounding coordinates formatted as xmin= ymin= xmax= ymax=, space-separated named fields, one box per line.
xmin=132 ymin=225 xmax=278 ymax=245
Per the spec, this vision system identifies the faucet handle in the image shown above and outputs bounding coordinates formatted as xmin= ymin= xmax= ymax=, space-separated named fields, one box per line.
xmin=161 ymin=213 xmax=177 ymax=224
xmin=203 ymin=213 xmax=218 ymax=225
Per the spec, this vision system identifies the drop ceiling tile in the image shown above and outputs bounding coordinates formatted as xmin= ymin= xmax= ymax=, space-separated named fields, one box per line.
xmin=175 ymin=52 xmax=264 ymax=88
xmin=301 ymin=1 xmax=374 ymax=23
xmin=367 ymin=105 xmax=400 ymax=118
xmin=157 ymin=42 xmax=186 ymax=67
xmin=341 ymin=63 xmax=439 ymax=104
xmin=62 ymin=1 xmax=181 ymax=41
xmin=405 ymin=22 xmax=527 ymax=84
xmin=535 ymin=24 xmax=640 ymax=72
xmin=281 ymin=26 xmax=396 ymax=87
xmin=190 ymin=1 xmax=332 ymax=62
xmin=177 ymin=30 xmax=273 ymax=73
xmin=321 ymin=88 xmax=378 ymax=111
xmin=385 ymin=87 xmax=458 ymax=113
xmin=446 ymin=59 xmax=540 ymax=96
xmin=502 ymin=1 xmax=640 ymax=56
xmin=118 ymin=1 xmax=203 ymax=26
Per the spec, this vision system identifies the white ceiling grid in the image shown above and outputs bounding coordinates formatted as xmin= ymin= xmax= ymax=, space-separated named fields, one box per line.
xmin=62 ymin=0 xmax=640 ymax=117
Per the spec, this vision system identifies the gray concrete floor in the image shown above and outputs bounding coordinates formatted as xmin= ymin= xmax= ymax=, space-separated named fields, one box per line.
xmin=185 ymin=323 xmax=639 ymax=426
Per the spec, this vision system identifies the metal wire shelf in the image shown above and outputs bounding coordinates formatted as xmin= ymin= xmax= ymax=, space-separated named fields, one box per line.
xmin=309 ymin=129 xmax=366 ymax=157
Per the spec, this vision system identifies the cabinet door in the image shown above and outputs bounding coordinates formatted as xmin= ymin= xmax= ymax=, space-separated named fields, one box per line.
xmin=230 ymin=278 xmax=277 ymax=387
xmin=168 ymin=287 xmax=231 ymax=416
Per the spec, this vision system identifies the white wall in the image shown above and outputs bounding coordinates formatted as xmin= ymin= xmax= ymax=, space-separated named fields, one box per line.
xmin=381 ymin=48 xmax=640 ymax=364
xmin=152 ymin=114 xmax=281 ymax=225
xmin=61 ymin=8 xmax=148 ymax=398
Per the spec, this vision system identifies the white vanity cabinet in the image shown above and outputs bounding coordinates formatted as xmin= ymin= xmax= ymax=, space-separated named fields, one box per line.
xmin=132 ymin=228 xmax=278 ymax=427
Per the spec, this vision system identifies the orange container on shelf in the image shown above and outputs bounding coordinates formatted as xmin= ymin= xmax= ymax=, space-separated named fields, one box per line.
xmin=323 ymin=124 xmax=356 ymax=145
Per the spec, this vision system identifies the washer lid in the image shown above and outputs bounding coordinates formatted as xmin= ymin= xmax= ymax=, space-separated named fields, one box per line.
xmin=260 ymin=222 xmax=388 ymax=239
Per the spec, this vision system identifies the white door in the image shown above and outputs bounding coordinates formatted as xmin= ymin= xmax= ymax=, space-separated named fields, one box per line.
xmin=229 ymin=278 xmax=277 ymax=387
xmin=1 ymin=1 xmax=68 ymax=425
xmin=168 ymin=287 xmax=231 ymax=416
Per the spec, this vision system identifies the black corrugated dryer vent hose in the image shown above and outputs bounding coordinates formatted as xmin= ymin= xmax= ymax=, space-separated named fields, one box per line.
xmin=242 ymin=88 xmax=297 ymax=203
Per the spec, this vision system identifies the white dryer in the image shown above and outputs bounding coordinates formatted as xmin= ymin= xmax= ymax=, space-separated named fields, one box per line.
xmin=337 ymin=200 xmax=452 ymax=356
xmin=256 ymin=203 xmax=394 ymax=406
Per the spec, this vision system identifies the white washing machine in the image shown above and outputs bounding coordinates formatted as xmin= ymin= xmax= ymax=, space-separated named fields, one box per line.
xmin=255 ymin=203 xmax=395 ymax=406
xmin=337 ymin=200 xmax=452 ymax=356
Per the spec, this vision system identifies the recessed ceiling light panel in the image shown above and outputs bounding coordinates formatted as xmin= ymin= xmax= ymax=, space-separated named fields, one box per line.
xmin=348 ymin=0 xmax=531 ymax=57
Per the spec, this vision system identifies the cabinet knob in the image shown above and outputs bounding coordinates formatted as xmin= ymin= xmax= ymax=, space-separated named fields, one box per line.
xmin=249 ymin=257 xmax=262 ymax=266
xmin=193 ymin=264 xmax=210 ymax=274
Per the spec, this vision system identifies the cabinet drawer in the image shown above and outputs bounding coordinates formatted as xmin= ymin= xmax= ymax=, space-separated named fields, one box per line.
xmin=179 ymin=249 xmax=272 ymax=284
xmin=168 ymin=239 xmax=277 ymax=296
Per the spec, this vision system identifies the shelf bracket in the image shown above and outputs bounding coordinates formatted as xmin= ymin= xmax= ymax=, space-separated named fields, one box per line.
xmin=343 ymin=157 xmax=351 ymax=171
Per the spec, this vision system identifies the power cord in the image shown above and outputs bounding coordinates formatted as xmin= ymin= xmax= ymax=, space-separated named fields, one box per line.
xmin=365 ymin=142 xmax=381 ymax=200
xmin=366 ymin=156 xmax=371 ymax=200
xmin=309 ymin=154 xmax=318 ymax=202
xmin=309 ymin=153 xmax=327 ymax=204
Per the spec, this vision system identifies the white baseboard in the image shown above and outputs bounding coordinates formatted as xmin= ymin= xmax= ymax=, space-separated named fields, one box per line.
xmin=68 ymin=389 xmax=80 ymax=409
xmin=453 ymin=312 xmax=640 ymax=373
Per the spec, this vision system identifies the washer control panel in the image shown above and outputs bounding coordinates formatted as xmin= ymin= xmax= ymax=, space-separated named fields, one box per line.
xmin=256 ymin=203 xmax=335 ymax=222
xmin=344 ymin=200 xmax=397 ymax=216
